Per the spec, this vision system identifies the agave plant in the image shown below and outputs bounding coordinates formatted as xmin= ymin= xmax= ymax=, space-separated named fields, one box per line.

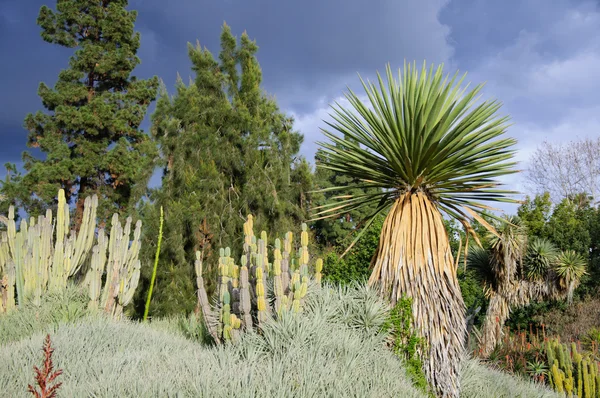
xmin=314 ymin=61 xmax=519 ymax=397
xmin=555 ymin=250 xmax=587 ymax=305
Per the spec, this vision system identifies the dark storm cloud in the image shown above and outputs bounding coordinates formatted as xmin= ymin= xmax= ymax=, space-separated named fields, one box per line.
xmin=130 ymin=0 xmax=453 ymax=111
xmin=0 ymin=0 xmax=453 ymax=172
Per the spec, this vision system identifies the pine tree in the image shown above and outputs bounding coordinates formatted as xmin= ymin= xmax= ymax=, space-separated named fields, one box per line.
xmin=4 ymin=0 xmax=159 ymax=226
xmin=136 ymin=24 xmax=309 ymax=317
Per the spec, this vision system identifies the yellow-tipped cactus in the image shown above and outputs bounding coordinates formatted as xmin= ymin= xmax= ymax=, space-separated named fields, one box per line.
xmin=315 ymin=258 xmax=323 ymax=286
xmin=545 ymin=337 xmax=600 ymax=398
xmin=194 ymin=214 xmax=323 ymax=343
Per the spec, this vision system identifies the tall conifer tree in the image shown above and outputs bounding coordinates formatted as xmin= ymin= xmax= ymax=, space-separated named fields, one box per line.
xmin=137 ymin=24 xmax=309 ymax=316
xmin=5 ymin=0 xmax=159 ymax=226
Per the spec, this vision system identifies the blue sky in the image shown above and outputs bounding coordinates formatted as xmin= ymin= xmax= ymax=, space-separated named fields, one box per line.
xmin=1 ymin=0 xmax=600 ymax=213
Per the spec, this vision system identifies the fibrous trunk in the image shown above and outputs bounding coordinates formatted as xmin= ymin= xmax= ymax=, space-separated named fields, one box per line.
xmin=479 ymin=294 xmax=509 ymax=357
xmin=369 ymin=192 xmax=466 ymax=398
xmin=479 ymin=279 xmax=558 ymax=357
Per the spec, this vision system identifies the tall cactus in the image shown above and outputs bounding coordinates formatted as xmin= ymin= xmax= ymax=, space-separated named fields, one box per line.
xmin=546 ymin=338 xmax=600 ymax=397
xmin=99 ymin=216 xmax=142 ymax=319
xmin=0 ymin=188 xmax=144 ymax=320
xmin=195 ymin=214 xmax=323 ymax=344
xmin=2 ymin=189 xmax=97 ymax=306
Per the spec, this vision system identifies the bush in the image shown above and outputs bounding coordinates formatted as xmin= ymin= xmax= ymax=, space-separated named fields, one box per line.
xmin=0 ymin=285 xmax=91 ymax=345
xmin=0 ymin=283 xmax=560 ymax=397
xmin=460 ymin=359 xmax=559 ymax=397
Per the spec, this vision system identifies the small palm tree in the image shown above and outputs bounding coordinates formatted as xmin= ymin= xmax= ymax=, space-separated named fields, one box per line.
xmin=314 ymin=62 xmax=519 ymax=397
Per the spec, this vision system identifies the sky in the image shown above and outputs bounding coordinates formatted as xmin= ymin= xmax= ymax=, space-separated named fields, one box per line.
xmin=1 ymin=0 xmax=600 ymax=214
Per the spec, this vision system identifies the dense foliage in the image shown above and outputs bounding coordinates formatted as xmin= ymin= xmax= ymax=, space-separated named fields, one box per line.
xmin=2 ymin=0 xmax=159 ymax=226
xmin=134 ymin=24 xmax=312 ymax=317
xmin=0 ymin=284 xmax=558 ymax=398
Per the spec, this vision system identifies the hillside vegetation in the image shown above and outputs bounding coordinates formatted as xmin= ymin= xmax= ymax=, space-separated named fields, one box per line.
xmin=0 ymin=285 xmax=557 ymax=398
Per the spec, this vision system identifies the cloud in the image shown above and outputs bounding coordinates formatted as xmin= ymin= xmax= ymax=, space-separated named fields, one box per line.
xmin=132 ymin=0 xmax=454 ymax=111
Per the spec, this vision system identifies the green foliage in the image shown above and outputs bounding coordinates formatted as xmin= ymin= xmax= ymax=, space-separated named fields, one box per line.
xmin=320 ymin=214 xmax=384 ymax=285
xmin=383 ymin=296 xmax=430 ymax=394
xmin=0 ymin=285 xmax=90 ymax=345
xmin=458 ymin=268 xmax=488 ymax=325
xmin=546 ymin=198 xmax=592 ymax=255
xmin=3 ymin=0 xmax=159 ymax=224
xmin=518 ymin=193 xmax=553 ymax=238
xmin=137 ymin=24 xmax=309 ymax=317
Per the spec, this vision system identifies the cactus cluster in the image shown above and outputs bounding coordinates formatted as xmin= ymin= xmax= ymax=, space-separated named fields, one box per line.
xmin=195 ymin=215 xmax=323 ymax=344
xmin=0 ymin=189 xmax=142 ymax=319
xmin=546 ymin=338 xmax=600 ymax=397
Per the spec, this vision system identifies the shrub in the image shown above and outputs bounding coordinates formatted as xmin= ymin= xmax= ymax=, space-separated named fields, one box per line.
xmin=0 ymin=285 xmax=91 ymax=345
xmin=0 ymin=283 xmax=560 ymax=397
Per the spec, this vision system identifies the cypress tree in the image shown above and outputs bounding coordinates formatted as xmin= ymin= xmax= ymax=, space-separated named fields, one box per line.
xmin=136 ymin=24 xmax=308 ymax=317
xmin=5 ymin=0 xmax=159 ymax=226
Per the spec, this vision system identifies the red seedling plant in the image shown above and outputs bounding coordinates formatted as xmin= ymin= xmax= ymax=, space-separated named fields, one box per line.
xmin=27 ymin=334 xmax=63 ymax=398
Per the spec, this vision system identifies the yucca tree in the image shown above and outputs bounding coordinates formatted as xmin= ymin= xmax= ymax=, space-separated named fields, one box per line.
xmin=468 ymin=217 xmax=587 ymax=356
xmin=555 ymin=250 xmax=587 ymax=305
xmin=313 ymin=62 xmax=519 ymax=398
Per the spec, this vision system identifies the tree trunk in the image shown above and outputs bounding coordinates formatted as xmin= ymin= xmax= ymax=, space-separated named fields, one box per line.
xmin=479 ymin=294 xmax=510 ymax=357
xmin=368 ymin=192 xmax=466 ymax=398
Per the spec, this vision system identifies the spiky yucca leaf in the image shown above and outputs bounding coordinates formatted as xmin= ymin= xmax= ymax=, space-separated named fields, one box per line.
xmin=314 ymin=62 xmax=518 ymax=244
xmin=554 ymin=250 xmax=587 ymax=304
xmin=314 ymin=61 xmax=519 ymax=398
xmin=525 ymin=238 xmax=558 ymax=281
xmin=467 ymin=245 xmax=495 ymax=294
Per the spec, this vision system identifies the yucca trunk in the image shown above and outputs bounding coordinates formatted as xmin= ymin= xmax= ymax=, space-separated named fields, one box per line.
xmin=369 ymin=192 xmax=466 ymax=398
xmin=479 ymin=294 xmax=510 ymax=357
xmin=479 ymin=279 xmax=556 ymax=357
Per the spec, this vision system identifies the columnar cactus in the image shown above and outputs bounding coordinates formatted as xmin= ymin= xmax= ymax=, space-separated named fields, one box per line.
xmin=0 ymin=189 xmax=144 ymax=320
xmin=195 ymin=214 xmax=323 ymax=344
xmin=1 ymin=189 xmax=98 ymax=306
xmin=546 ymin=338 xmax=600 ymax=397
xmin=99 ymin=215 xmax=142 ymax=319
xmin=0 ymin=232 xmax=15 ymax=312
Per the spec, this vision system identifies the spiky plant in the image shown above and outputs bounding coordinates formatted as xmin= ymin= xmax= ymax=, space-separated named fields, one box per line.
xmin=525 ymin=237 xmax=558 ymax=281
xmin=314 ymin=61 xmax=519 ymax=397
xmin=555 ymin=250 xmax=587 ymax=305
xmin=469 ymin=217 xmax=586 ymax=357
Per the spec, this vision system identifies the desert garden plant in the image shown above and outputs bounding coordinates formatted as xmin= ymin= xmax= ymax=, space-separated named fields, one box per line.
xmin=468 ymin=216 xmax=588 ymax=356
xmin=0 ymin=283 xmax=559 ymax=397
xmin=195 ymin=214 xmax=323 ymax=343
xmin=314 ymin=61 xmax=519 ymax=396
xmin=27 ymin=334 xmax=62 ymax=398
xmin=0 ymin=189 xmax=143 ymax=319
